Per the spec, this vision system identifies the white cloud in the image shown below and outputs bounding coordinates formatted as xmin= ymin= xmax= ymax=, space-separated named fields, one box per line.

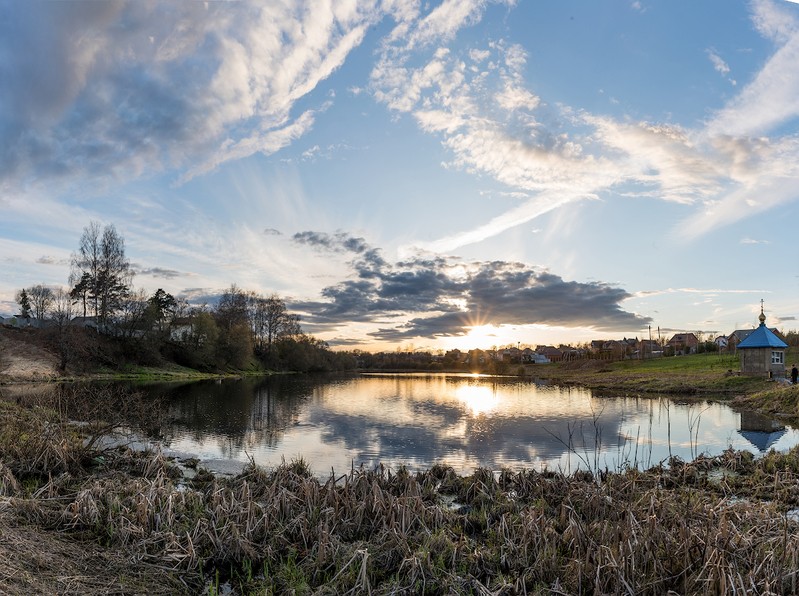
xmin=8 ymin=0 xmax=799 ymax=263
xmin=706 ymin=42 xmax=799 ymax=137
xmin=414 ymin=190 xmax=586 ymax=253
xmin=751 ymin=0 xmax=799 ymax=44
xmin=0 ymin=1 xmax=385 ymax=191
xmin=707 ymin=49 xmax=730 ymax=76
xmin=469 ymin=48 xmax=491 ymax=62
xmin=405 ymin=0 xmax=512 ymax=49
xmin=181 ymin=109 xmax=319 ymax=183
xmin=303 ymin=145 xmax=322 ymax=160
xmin=706 ymin=48 xmax=735 ymax=84
xmin=371 ymin=0 xmax=799 ymax=251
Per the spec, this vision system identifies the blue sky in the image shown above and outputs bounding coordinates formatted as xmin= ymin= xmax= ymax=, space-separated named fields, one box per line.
xmin=2 ymin=0 xmax=799 ymax=351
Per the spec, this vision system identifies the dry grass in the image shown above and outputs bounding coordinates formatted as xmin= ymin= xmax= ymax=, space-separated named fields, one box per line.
xmin=2 ymin=395 xmax=799 ymax=594
xmin=3 ymin=448 xmax=799 ymax=595
xmin=0 ymin=327 xmax=60 ymax=382
xmin=0 ymin=505 xmax=191 ymax=595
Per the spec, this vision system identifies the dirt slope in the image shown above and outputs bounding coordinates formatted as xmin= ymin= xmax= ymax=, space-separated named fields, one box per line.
xmin=0 ymin=328 xmax=60 ymax=381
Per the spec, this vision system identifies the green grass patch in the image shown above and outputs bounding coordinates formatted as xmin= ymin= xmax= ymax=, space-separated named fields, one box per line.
xmin=532 ymin=352 xmax=782 ymax=395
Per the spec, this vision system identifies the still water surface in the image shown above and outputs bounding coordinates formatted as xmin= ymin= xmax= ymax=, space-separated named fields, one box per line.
xmin=137 ymin=373 xmax=799 ymax=477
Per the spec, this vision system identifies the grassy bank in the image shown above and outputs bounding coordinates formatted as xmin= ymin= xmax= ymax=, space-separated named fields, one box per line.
xmin=3 ymin=394 xmax=799 ymax=594
xmin=526 ymin=351 xmax=794 ymax=397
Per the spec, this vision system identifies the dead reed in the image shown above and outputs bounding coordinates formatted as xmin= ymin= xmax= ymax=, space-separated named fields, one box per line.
xmin=2 ymin=395 xmax=799 ymax=594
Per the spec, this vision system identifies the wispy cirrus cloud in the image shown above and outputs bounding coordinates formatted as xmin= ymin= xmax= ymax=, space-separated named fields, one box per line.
xmin=706 ymin=48 xmax=736 ymax=85
xmin=0 ymin=1 xmax=385 ymax=191
xmin=368 ymin=0 xmax=799 ymax=252
xmin=705 ymin=13 xmax=799 ymax=138
xmin=372 ymin=36 xmax=620 ymax=252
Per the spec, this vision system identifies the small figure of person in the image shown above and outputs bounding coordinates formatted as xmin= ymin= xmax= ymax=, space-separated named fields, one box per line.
xmin=792 ymin=364 xmax=798 ymax=384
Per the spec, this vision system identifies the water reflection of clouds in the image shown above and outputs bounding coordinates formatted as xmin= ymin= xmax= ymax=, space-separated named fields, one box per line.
xmin=306 ymin=389 xmax=628 ymax=473
xmin=148 ymin=375 xmax=799 ymax=477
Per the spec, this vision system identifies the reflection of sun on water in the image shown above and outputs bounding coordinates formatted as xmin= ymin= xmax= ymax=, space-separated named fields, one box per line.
xmin=455 ymin=384 xmax=499 ymax=416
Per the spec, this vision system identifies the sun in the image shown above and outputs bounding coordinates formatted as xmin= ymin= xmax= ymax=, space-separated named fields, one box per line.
xmin=466 ymin=324 xmax=503 ymax=346
xmin=441 ymin=323 xmax=506 ymax=351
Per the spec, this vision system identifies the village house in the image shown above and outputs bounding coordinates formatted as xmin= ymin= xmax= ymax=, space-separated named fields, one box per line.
xmin=519 ymin=348 xmax=551 ymax=364
xmin=636 ymin=338 xmax=662 ymax=358
xmin=728 ymin=329 xmax=755 ymax=351
xmin=535 ymin=345 xmax=563 ymax=362
xmin=714 ymin=335 xmax=729 ymax=351
xmin=666 ymin=332 xmax=700 ymax=355
xmin=558 ymin=346 xmax=583 ymax=361
xmin=444 ymin=349 xmax=465 ymax=365
xmin=530 ymin=352 xmax=551 ymax=364
xmin=169 ymin=317 xmax=194 ymax=342
xmin=499 ymin=347 xmax=522 ymax=362
xmin=589 ymin=339 xmax=630 ymax=360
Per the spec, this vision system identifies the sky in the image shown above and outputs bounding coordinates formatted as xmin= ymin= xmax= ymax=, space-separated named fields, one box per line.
xmin=2 ymin=0 xmax=799 ymax=352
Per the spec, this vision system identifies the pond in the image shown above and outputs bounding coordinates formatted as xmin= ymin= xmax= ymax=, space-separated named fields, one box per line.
xmin=130 ymin=373 xmax=799 ymax=477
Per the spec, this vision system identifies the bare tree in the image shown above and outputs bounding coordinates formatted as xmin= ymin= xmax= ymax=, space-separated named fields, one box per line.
xmin=281 ymin=313 xmax=302 ymax=339
xmin=70 ymin=221 xmax=101 ymax=317
xmin=113 ymin=288 xmax=149 ymax=339
xmin=27 ymin=284 xmax=54 ymax=320
xmin=50 ymin=288 xmax=76 ymax=370
xmin=70 ymin=222 xmax=132 ymax=328
xmin=50 ymin=288 xmax=74 ymax=327
xmin=215 ymin=284 xmax=250 ymax=330
xmin=253 ymin=293 xmax=298 ymax=353
xmin=98 ymin=224 xmax=132 ymax=322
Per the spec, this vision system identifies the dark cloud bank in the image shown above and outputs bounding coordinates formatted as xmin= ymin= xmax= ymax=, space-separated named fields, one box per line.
xmin=291 ymin=231 xmax=651 ymax=344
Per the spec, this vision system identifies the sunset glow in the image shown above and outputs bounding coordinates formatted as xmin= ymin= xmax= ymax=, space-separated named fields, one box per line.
xmin=454 ymin=384 xmax=500 ymax=417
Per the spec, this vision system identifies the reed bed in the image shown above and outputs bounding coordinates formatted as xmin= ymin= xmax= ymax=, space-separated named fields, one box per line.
xmin=3 ymin=396 xmax=799 ymax=594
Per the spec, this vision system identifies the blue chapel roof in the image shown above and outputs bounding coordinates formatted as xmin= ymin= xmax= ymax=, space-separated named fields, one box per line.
xmin=737 ymin=322 xmax=788 ymax=349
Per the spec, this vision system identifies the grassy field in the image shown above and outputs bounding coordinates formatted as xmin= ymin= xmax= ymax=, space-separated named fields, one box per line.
xmin=528 ymin=350 xmax=799 ymax=398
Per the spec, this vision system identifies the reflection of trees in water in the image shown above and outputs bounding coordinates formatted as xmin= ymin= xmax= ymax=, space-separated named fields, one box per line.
xmin=145 ymin=376 xmax=338 ymax=455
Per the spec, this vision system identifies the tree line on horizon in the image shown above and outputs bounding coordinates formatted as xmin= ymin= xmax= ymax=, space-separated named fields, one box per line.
xmin=11 ymin=221 xmax=355 ymax=373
